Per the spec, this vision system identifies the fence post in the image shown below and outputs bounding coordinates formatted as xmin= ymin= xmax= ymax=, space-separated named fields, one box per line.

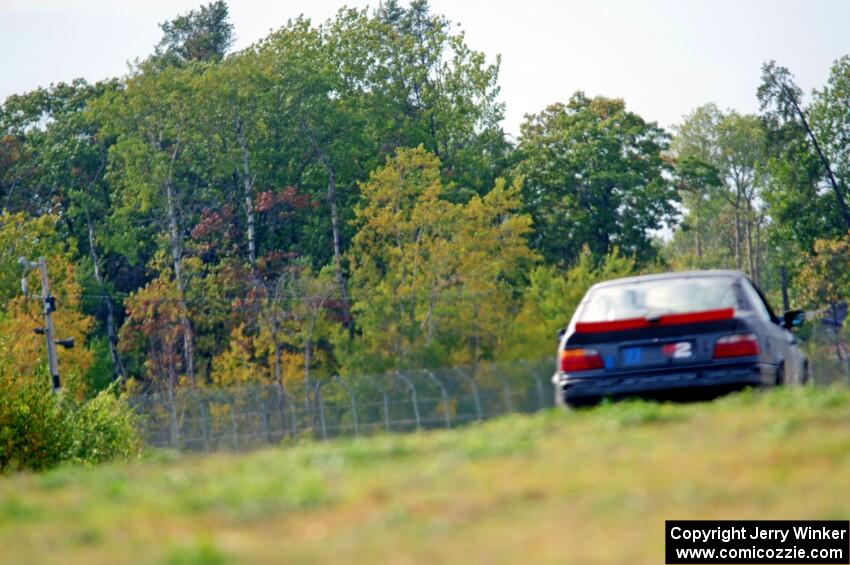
xmin=364 ymin=375 xmax=391 ymax=431
xmin=454 ymin=366 xmax=483 ymax=421
xmin=426 ymin=371 xmax=451 ymax=429
xmin=199 ymin=394 xmax=211 ymax=453
xmin=316 ymin=381 xmax=328 ymax=440
xmin=256 ymin=386 xmax=271 ymax=444
xmin=493 ymin=365 xmax=515 ymax=413
xmin=229 ymin=396 xmax=240 ymax=450
xmin=521 ymin=360 xmax=546 ymax=411
xmin=165 ymin=390 xmax=180 ymax=449
xmin=333 ymin=375 xmax=359 ymax=436
xmin=395 ymin=371 xmax=421 ymax=430
xmin=273 ymin=382 xmax=291 ymax=439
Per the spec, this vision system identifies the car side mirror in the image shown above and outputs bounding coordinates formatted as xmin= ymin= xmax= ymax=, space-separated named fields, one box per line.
xmin=783 ymin=310 xmax=805 ymax=329
xmin=556 ymin=327 xmax=566 ymax=342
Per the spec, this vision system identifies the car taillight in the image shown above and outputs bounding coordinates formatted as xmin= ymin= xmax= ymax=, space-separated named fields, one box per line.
xmin=713 ymin=333 xmax=760 ymax=359
xmin=560 ymin=348 xmax=604 ymax=372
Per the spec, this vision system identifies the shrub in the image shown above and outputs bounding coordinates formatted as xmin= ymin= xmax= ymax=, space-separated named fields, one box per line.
xmin=69 ymin=388 xmax=141 ymax=464
xmin=0 ymin=377 xmax=140 ymax=472
xmin=0 ymin=377 xmax=71 ymax=471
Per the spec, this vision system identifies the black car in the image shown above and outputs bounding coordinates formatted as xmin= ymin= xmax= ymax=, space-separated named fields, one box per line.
xmin=552 ymin=270 xmax=808 ymax=408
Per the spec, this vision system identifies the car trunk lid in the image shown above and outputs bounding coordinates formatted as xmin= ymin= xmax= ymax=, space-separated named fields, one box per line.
xmin=565 ymin=308 xmax=743 ymax=372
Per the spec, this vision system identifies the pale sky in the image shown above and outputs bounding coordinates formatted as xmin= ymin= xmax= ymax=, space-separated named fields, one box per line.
xmin=1 ymin=0 xmax=848 ymax=135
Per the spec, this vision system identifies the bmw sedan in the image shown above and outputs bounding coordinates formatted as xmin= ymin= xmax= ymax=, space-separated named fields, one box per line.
xmin=552 ymin=270 xmax=808 ymax=408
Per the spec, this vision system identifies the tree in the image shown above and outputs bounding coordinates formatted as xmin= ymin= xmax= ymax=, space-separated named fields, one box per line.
xmin=330 ymin=1 xmax=508 ymax=195
xmin=759 ymin=60 xmax=850 ymax=231
xmin=754 ymin=58 xmax=850 ymax=295
xmin=672 ymin=105 xmax=766 ymax=279
xmin=260 ymin=19 xmax=360 ymax=323
xmin=810 ymin=55 xmax=850 ymax=227
xmin=347 ymin=147 xmax=534 ymax=372
xmin=118 ymin=275 xmax=185 ymax=396
xmin=759 ymin=119 xmax=844 ymax=269
xmin=670 ymin=156 xmax=723 ymax=262
xmin=96 ymin=67 xmax=207 ymax=383
xmin=152 ymin=0 xmax=234 ymax=66
xmin=515 ymin=92 xmax=677 ymax=266
xmin=249 ymin=259 xmax=336 ymax=396
xmin=195 ymin=48 xmax=271 ymax=275
xmin=0 ymin=80 xmax=128 ymax=382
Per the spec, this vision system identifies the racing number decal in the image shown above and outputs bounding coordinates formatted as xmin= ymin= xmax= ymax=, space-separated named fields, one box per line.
xmin=662 ymin=342 xmax=692 ymax=359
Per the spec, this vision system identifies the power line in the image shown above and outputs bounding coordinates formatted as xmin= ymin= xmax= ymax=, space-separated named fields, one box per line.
xmin=77 ymin=285 xmax=524 ymax=305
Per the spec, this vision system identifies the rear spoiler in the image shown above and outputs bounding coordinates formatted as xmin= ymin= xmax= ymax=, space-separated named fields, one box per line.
xmin=574 ymin=308 xmax=734 ymax=334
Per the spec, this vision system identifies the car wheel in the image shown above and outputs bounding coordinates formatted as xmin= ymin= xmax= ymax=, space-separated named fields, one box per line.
xmin=775 ymin=364 xmax=785 ymax=386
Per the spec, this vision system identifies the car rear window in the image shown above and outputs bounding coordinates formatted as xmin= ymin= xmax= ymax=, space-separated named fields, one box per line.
xmin=578 ymin=276 xmax=741 ymax=323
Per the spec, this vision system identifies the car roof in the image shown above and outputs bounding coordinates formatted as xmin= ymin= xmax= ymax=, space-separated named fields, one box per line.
xmin=590 ymin=269 xmax=747 ymax=290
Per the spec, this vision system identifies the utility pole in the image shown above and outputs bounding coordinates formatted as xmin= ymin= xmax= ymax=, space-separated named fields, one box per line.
xmin=38 ymin=257 xmax=61 ymax=392
xmin=19 ymin=256 xmax=72 ymax=393
xmin=780 ymin=265 xmax=790 ymax=313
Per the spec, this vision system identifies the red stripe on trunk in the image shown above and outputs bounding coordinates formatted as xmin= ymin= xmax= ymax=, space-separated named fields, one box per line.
xmin=574 ymin=308 xmax=734 ymax=334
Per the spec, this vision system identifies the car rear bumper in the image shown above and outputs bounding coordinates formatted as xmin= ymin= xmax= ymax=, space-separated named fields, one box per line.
xmin=555 ymin=362 xmax=774 ymax=405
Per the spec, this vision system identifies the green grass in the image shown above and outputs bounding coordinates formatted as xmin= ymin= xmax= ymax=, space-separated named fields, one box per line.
xmin=3 ymin=386 xmax=850 ymax=564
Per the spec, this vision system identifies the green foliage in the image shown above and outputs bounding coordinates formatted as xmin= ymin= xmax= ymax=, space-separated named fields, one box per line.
xmin=0 ymin=376 xmax=70 ymax=472
xmin=670 ymin=104 xmax=767 ymax=279
xmin=164 ymin=538 xmax=231 ymax=565
xmin=68 ymin=388 xmax=141 ymax=466
xmin=501 ymin=247 xmax=637 ymax=361
xmin=759 ymin=59 xmax=850 ymax=237
xmin=0 ymin=376 xmax=140 ymax=472
xmin=347 ymin=146 xmax=535 ymax=371
xmin=152 ymin=1 xmax=234 ymax=66
xmin=794 ymin=234 xmax=850 ymax=309
xmin=83 ymin=337 xmax=116 ymax=393
xmin=0 ymin=211 xmax=64 ymax=303
xmin=2 ymin=0 xmax=850 ymax=408
xmin=515 ymin=92 xmax=676 ymax=266
xmin=811 ymin=56 xmax=850 ymax=185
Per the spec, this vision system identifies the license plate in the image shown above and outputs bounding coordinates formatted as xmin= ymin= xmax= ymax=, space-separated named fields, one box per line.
xmin=621 ymin=341 xmax=693 ymax=367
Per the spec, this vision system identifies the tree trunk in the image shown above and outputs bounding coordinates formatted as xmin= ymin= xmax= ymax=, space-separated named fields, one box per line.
xmin=755 ymin=214 xmax=762 ymax=286
xmin=304 ymin=132 xmax=353 ymax=329
xmin=695 ymin=199 xmax=703 ymax=259
xmin=832 ymin=303 xmax=844 ymax=362
xmin=746 ymin=202 xmax=755 ymax=278
xmin=235 ymin=120 xmax=258 ymax=272
xmin=733 ymin=205 xmax=742 ymax=270
xmin=86 ymin=216 xmax=126 ymax=382
xmin=273 ymin=339 xmax=283 ymax=388
xmin=164 ymin=174 xmax=195 ymax=384
xmin=165 ymin=339 xmax=179 ymax=448
xmin=324 ymin=162 xmax=351 ymax=323
xmin=304 ymin=326 xmax=313 ymax=402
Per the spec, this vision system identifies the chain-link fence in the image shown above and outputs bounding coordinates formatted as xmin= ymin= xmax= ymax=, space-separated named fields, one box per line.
xmin=128 ymin=311 xmax=850 ymax=453
xmin=129 ymin=359 xmax=555 ymax=452
xmin=806 ymin=319 xmax=850 ymax=386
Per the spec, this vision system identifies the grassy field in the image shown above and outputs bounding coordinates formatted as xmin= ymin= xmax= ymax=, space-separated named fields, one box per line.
xmin=2 ymin=386 xmax=850 ymax=564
